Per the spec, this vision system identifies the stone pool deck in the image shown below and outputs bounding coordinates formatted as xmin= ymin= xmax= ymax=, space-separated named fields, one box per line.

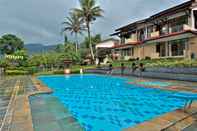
xmin=5 ymin=75 xmax=197 ymax=131
xmin=9 ymin=76 xmax=52 ymax=131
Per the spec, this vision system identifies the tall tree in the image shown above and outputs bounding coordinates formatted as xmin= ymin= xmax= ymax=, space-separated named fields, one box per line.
xmin=0 ymin=34 xmax=24 ymax=55
xmin=73 ymin=0 xmax=103 ymax=62
xmin=62 ymin=13 xmax=85 ymax=53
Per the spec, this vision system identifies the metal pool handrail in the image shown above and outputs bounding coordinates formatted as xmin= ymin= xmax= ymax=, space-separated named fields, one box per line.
xmin=0 ymin=80 xmax=21 ymax=131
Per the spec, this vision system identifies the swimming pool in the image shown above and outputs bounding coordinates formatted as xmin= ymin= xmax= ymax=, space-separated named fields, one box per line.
xmin=38 ymin=74 xmax=186 ymax=131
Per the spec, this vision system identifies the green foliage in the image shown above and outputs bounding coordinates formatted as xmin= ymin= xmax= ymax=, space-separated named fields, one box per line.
xmin=73 ymin=0 xmax=103 ymax=24
xmin=62 ymin=12 xmax=85 ymax=36
xmin=5 ymin=70 xmax=29 ymax=75
xmin=112 ymin=58 xmax=197 ymax=68
xmin=73 ymin=0 xmax=103 ymax=61
xmin=55 ymin=44 xmax=65 ymax=53
xmin=29 ymin=43 xmax=81 ymax=70
xmin=0 ymin=58 xmax=9 ymax=67
xmin=81 ymin=34 xmax=101 ymax=49
xmin=0 ymin=34 xmax=24 ymax=55
xmin=13 ymin=49 xmax=28 ymax=66
xmin=79 ymin=34 xmax=102 ymax=59
xmin=62 ymin=12 xmax=86 ymax=53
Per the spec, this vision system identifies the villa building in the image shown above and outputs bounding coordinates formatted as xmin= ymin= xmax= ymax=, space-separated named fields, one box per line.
xmin=96 ymin=38 xmax=119 ymax=64
xmin=111 ymin=0 xmax=197 ymax=60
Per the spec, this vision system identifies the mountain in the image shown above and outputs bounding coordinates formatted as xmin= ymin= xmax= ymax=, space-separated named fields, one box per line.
xmin=24 ymin=43 xmax=57 ymax=55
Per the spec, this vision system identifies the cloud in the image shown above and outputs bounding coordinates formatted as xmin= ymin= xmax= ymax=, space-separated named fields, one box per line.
xmin=0 ymin=0 xmax=188 ymax=45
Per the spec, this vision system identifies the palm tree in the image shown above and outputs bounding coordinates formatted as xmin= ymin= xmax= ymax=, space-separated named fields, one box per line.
xmin=62 ymin=12 xmax=85 ymax=53
xmin=73 ymin=0 xmax=103 ymax=62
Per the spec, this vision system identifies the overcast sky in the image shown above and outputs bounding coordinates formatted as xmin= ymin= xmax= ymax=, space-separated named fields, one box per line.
xmin=0 ymin=0 xmax=188 ymax=45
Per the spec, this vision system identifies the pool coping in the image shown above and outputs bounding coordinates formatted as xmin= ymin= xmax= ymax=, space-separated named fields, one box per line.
xmin=124 ymin=104 xmax=197 ymax=131
xmin=127 ymin=81 xmax=197 ymax=93
xmin=11 ymin=75 xmax=197 ymax=131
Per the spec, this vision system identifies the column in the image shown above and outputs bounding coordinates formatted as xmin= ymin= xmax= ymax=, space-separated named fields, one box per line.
xmin=169 ymin=42 xmax=172 ymax=57
xmin=165 ymin=42 xmax=169 ymax=57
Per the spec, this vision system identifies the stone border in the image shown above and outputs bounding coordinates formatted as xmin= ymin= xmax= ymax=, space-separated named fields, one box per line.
xmin=128 ymin=81 xmax=197 ymax=93
xmin=124 ymin=104 xmax=197 ymax=131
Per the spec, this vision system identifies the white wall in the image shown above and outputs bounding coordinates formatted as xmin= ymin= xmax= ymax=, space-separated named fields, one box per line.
xmin=96 ymin=40 xmax=116 ymax=49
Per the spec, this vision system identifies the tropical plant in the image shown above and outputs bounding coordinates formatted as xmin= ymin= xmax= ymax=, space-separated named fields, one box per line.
xmin=55 ymin=44 xmax=65 ymax=53
xmin=0 ymin=34 xmax=24 ymax=54
xmin=81 ymin=34 xmax=101 ymax=49
xmin=62 ymin=12 xmax=85 ymax=53
xmin=80 ymin=34 xmax=101 ymax=59
xmin=73 ymin=0 xmax=103 ymax=62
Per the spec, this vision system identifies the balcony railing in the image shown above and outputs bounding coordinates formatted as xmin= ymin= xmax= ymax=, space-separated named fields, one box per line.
xmin=125 ymin=34 xmax=138 ymax=43
xmin=170 ymin=24 xmax=190 ymax=33
xmin=170 ymin=25 xmax=184 ymax=33
xmin=122 ymin=24 xmax=191 ymax=43
xmin=147 ymin=24 xmax=191 ymax=39
xmin=150 ymin=31 xmax=160 ymax=38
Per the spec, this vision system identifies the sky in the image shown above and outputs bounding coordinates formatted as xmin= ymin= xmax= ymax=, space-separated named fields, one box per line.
xmin=0 ymin=0 xmax=188 ymax=45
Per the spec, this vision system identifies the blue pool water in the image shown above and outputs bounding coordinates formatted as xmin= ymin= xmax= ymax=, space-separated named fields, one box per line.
xmin=38 ymin=74 xmax=186 ymax=131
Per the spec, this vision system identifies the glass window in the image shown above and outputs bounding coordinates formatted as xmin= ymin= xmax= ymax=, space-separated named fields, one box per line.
xmin=122 ymin=48 xmax=132 ymax=56
xmin=156 ymin=42 xmax=166 ymax=57
xmin=170 ymin=39 xmax=187 ymax=56
xmin=131 ymin=48 xmax=134 ymax=56
xmin=193 ymin=10 xmax=197 ymax=29
xmin=147 ymin=25 xmax=154 ymax=38
xmin=170 ymin=15 xmax=188 ymax=33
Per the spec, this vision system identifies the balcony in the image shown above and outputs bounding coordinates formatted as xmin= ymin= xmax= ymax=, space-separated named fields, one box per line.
xmin=147 ymin=24 xmax=191 ymax=39
xmin=170 ymin=24 xmax=191 ymax=33
xmin=150 ymin=31 xmax=160 ymax=38
xmin=125 ymin=34 xmax=138 ymax=43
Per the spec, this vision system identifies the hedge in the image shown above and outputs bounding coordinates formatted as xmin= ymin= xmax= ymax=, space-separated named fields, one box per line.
xmin=6 ymin=70 xmax=29 ymax=75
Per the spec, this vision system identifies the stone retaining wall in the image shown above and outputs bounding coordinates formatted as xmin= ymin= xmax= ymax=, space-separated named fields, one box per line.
xmin=85 ymin=67 xmax=197 ymax=82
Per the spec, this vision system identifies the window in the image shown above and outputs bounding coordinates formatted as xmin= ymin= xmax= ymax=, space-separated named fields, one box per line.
xmin=138 ymin=29 xmax=145 ymax=41
xmin=193 ymin=10 xmax=197 ymax=29
xmin=131 ymin=48 xmax=134 ymax=56
xmin=161 ymin=24 xmax=168 ymax=35
xmin=169 ymin=39 xmax=187 ymax=56
xmin=170 ymin=15 xmax=188 ymax=33
xmin=147 ymin=25 xmax=154 ymax=38
xmin=121 ymin=37 xmax=125 ymax=44
xmin=121 ymin=48 xmax=132 ymax=56
xmin=156 ymin=42 xmax=166 ymax=57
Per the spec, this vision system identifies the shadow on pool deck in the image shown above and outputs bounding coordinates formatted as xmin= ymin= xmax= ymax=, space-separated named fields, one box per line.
xmin=30 ymin=95 xmax=84 ymax=131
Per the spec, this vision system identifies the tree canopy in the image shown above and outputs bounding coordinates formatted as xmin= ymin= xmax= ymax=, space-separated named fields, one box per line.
xmin=73 ymin=0 xmax=103 ymax=61
xmin=0 ymin=34 xmax=24 ymax=55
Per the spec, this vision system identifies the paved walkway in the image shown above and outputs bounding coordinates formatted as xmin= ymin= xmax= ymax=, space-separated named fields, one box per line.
xmin=0 ymin=77 xmax=18 ymax=130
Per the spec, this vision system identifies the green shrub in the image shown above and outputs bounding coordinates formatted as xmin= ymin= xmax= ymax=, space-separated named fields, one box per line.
xmin=53 ymin=70 xmax=64 ymax=74
xmin=145 ymin=56 xmax=151 ymax=60
xmin=6 ymin=70 xmax=29 ymax=75
xmin=71 ymin=68 xmax=80 ymax=74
